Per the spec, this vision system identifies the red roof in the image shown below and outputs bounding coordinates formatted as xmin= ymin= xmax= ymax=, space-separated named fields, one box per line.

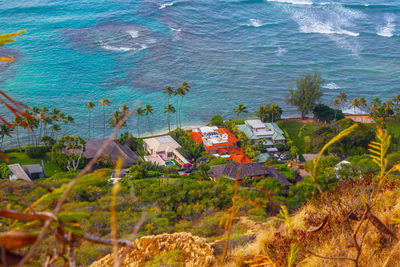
xmin=190 ymin=128 xmax=244 ymax=161
xmin=215 ymin=128 xmax=238 ymax=143
xmin=218 ymin=148 xmax=228 ymax=154
xmin=190 ymin=131 xmax=203 ymax=143
xmin=205 ymin=145 xmax=217 ymax=151
xmin=230 ymin=154 xmax=252 ymax=163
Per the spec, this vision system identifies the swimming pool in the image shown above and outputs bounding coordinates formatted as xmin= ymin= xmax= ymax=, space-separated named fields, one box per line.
xmin=165 ymin=161 xmax=175 ymax=166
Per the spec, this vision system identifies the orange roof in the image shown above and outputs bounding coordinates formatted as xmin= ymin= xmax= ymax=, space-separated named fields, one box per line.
xmin=230 ymin=154 xmax=252 ymax=163
xmin=227 ymin=147 xmax=252 ymax=163
xmin=215 ymin=128 xmax=238 ymax=143
xmin=218 ymin=148 xmax=228 ymax=154
xmin=205 ymin=145 xmax=217 ymax=151
xmin=214 ymin=142 xmax=234 ymax=147
xmin=190 ymin=131 xmax=203 ymax=143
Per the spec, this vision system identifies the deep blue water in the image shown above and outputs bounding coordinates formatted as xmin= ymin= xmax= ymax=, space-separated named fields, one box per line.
xmin=0 ymin=0 xmax=400 ymax=144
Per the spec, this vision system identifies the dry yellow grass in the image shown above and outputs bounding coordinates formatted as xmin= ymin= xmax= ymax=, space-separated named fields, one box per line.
xmin=228 ymin=178 xmax=400 ymax=267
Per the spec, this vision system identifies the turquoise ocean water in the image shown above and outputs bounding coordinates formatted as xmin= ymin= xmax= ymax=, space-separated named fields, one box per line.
xmin=0 ymin=0 xmax=399 ymax=145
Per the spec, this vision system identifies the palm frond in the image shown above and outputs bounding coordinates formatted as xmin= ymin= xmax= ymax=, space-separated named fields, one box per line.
xmin=312 ymin=124 xmax=359 ymax=193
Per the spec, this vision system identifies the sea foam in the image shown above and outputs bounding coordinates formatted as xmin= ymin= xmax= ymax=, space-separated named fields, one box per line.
xmin=160 ymin=2 xmax=174 ymax=9
xmin=101 ymin=43 xmax=147 ymax=52
xmin=267 ymin=0 xmax=312 ymax=5
xmin=249 ymin=19 xmax=263 ymax=27
xmin=127 ymin=30 xmax=139 ymax=38
xmin=288 ymin=4 xmax=361 ymax=37
xmin=377 ymin=14 xmax=395 ymax=37
xmin=322 ymin=82 xmax=340 ymax=90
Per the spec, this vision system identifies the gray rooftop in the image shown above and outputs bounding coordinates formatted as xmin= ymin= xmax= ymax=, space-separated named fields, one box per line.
xmin=210 ymin=162 xmax=291 ymax=186
xmin=23 ymin=164 xmax=44 ymax=174
xmin=84 ymin=139 xmax=139 ymax=167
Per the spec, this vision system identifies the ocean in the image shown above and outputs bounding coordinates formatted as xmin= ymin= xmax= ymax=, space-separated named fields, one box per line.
xmin=0 ymin=0 xmax=399 ymax=144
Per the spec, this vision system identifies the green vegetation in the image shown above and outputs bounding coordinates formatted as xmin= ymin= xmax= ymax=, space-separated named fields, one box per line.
xmin=278 ymin=120 xmax=317 ymax=155
xmin=286 ymin=71 xmax=324 ymax=119
xmin=25 ymin=146 xmax=47 ymax=158
xmin=313 ymin=103 xmax=344 ymax=123
xmin=210 ymin=115 xmax=224 ymax=127
xmin=6 ymin=151 xmax=62 ymax=175
xmin=257 ymin=104 xmax=282 ymax=122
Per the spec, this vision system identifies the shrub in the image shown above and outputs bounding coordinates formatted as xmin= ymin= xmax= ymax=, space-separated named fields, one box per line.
xmin=25 ymin=146 xmax=47 ymax=158
xmin=0 ymin=163 xmax=11 ymax=178
xmin=275 ymin=143 xmax=289 ymax=152
xmin=210 ymin=115 xmax=224 ymax=127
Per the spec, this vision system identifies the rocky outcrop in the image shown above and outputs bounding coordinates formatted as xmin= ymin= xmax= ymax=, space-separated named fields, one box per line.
xmin=90 ymin=232 xmax=215 ymax=267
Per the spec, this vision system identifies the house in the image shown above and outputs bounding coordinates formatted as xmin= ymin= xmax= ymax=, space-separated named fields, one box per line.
xmin=210 ymin=162 xmax=291 ymax=186
xmin=8 ymin=163 xmax=46 ymax=181
xmin=84 ymin=139 xmax=139 ymax=167
xmin=190 ymin=126 xmax=251 ymax=163
xmin=143 ymin=135 xmax=190 ymax=166
xmin=237 ymin=120 xmax=285 ymax=147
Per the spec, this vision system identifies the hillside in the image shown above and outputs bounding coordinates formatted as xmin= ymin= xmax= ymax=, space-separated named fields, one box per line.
xmin=90 ymin=177 xmax=400 ymax=267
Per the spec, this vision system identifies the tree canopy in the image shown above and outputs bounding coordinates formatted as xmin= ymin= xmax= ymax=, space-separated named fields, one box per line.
xmin=286 ymin=72 xmax=324 ymax=119
xmin=313 ymin=104 xmax=344 ymax=123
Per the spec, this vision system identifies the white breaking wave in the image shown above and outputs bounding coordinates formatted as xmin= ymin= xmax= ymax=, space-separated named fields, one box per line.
xmin=276 ymin=46 xmax=288 ymax=56
xmin=249 ymin=19 xmax=263 ymax=27
xmin=127 ymin=30 xmax=139 ymax=39
xmin=322 ymin=82 xmax=340 ymax=90
xmin=287 ymin=4 xmax=361 ymax=37
xmin=101 ymin=44 xmax=147 ymax=52
xmin=170 ymin=27 xmax=182 ymax=32
xmin=267 ymin=0 xmax=312 ymax=5
xmin=159 ymin=2 xmax=174 ymax=9
xmin=342 ymin=106 xmax=367 ymax=115
xmin=377 ymin=14 xmax=395 ymax=37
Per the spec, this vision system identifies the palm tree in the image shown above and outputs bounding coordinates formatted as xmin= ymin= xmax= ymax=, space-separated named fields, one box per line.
xmin=163 ymin=86 xmax=175 ymax=106
xmin=120 ymin=104 xmax=130 ymax=131
xmin=338 ymin=92 xmax=347 ymax=103
xmin=257 ymin=105 xmax=267 ymax=122
xmin=175 ymin=81 xmax=190 ymax=128
xmin=349 ymin=98 xmax=359 ymax=115
xmin=371 ymin=97 xmax=381 ymax=112
xmin=145 ymin=104 xmax=154 ymax=136
xmin=99 ymin=97 xmax=111 ymax=137
xmin=164 ymin=104 xmax=176 ymax=132
xmin=331 ymin=98 xmax=340 ymax=120
xmin=108 ymin=110 xmax=123 ymax=128
xmin=134 ymin=107 xmax=145 ymax=137
xmin=392 ymin=94 xmax=400 ymax=113
xmin=234 ymin=104 xmax=248 ymax=118
xmin=269 ymin=104 xmax=282 ymax=122
xmin=24 ymin=109 xmax=38 ymax=146
xmin=175 ymin=87 xmax=185 ymax=129
xmin=13 ymin=116 xmax=21 ymax=151
xmin=62 ymin=115 xmax=74 ymax=137
xmin=0 ymin=124 xmax=13 ymax=149
xmin=359 ymin=97 xmax=367 ymax=112
xmin=51 ymin=124 xmax=61 ymax=140
xmin=358 ymin=97 xmax=367 ymax=123
xmin=84 ymin=101 xmax=95 ymax=140
xmin=41 ymin=106 xmax=50 ymax=137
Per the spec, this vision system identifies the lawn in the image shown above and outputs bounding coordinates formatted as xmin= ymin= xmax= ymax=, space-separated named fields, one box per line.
xmin=6 ymin=152 xmax=63 ymax=177
xmin=278 ymin=120 xmax=318 ymax=156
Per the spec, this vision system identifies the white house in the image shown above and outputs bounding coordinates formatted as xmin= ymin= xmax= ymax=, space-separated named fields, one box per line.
xmin=143 ymin=135 xmax=190 ymax=166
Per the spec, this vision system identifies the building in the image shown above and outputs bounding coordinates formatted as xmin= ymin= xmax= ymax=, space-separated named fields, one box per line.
xmin=210 ymin=162 xmax=291 ymax=186
xmin=237 ymin=119 xmax=285 ymax=146
xmin=84 ymin=139 xmax=139 ymax=167
xmin=143 ymin=135 xmax=190 ymax=166
xmin=237 ymin=119 xmax=285 ymax=155
xmin=8 ymin=163 xmax=46 ymax=181
xmin=190 ymin=126 xmax=251 ymax=163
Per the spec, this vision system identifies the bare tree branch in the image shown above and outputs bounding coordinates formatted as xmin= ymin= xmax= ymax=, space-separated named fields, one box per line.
xmin=17 ymin=111 xmax=133 ymax=266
